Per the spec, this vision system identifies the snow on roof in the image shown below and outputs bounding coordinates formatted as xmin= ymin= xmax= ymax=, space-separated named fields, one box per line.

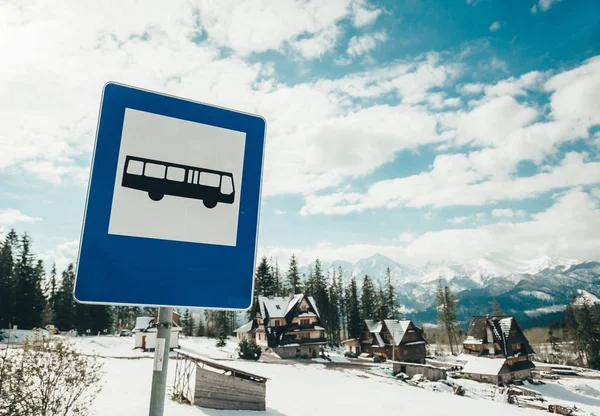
xmin=499 ymin=317 xmax=513 ymax=339
xmin=462 ymin=357 xmax=507 ymax=376
xmin=374 ymin=332 xmax=385 ymax=346
xmin=463 ymin=335 xmax=483 ymax=345
xmin=384 ymin=319 xmax=411 ymax=346
xmin=234 ymin=321 xmax=253 ymax=333
xmin=365 ymin=320 xmax=382 ymax=333
xmin=314 ymin=326 xmax=325 ymax=331
xmin=307 ymin=296 xmax=320 ymax=318
xmin=258 ymin=296 xmax=289 ymax=318
xmin=133 ymin=317 xmax=154 ymax=331
xmin=285 ymin=294 xmax=304 ymax=315
xmin=298 ymin=312 xmax=317 ymax=317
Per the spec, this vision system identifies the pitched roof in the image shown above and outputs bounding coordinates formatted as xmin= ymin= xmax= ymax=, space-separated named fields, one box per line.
xmin=462 ymin=356 xmax=506 ymax=376
xmin=373 ymin=332 xmax=385 ymax=346
xmin=257 ymin=294 xmax=323 ymax=320
xmin=365 ymin=320 xmax=382 ymax=333
xmin=234 ymin=321 xmax=254 ymax=333
xmin=307 ymin=296 xmax=320 ymax=318
xmin=383 ymin=319 xmax=411 ymax=346
xmin=465 ymin=315 xmax=535 ymax=357
xmin=258 ymin=296 xmax=289 ymax=318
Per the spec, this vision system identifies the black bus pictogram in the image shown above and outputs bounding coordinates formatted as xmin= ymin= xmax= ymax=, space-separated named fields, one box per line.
xmin=122 ymin=155 xmax=235 ymax=209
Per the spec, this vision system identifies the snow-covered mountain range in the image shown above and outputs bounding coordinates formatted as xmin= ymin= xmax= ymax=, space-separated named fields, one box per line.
xmin=299 ymin=254 xmax=600 ymax=328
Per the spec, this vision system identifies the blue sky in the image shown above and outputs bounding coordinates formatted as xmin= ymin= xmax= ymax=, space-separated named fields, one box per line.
xmin=1 ymin=0 xmax=599 ymax=271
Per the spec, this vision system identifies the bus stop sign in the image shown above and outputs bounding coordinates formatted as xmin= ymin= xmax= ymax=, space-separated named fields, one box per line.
xmin=74 ymin=82 xmax=266 ymax=309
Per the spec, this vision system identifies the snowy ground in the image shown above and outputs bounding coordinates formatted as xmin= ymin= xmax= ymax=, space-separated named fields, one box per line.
xmin=13 ymin=335 xmax=598 ymax=415
xmin=61 ymin=336 xmax=548 ymax=416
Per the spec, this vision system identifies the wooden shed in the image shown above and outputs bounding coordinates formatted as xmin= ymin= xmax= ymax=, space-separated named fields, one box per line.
xmin=173 ymin=349 xmax=268 ymax=411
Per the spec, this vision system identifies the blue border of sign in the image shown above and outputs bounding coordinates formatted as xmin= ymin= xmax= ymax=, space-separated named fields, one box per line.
xmin=74 ymin=82 xmax=266 ymax=310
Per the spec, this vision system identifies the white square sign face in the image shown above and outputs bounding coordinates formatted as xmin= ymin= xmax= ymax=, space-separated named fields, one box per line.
xmin=108 ymin=108 xmax=246 ymax=246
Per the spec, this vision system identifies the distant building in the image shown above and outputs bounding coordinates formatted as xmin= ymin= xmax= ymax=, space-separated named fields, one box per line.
xmin=234 ymin=294 xmax=326 ymax=358
xmin=358 ymin=319 xmax=428 ymax=363
xmin=133 ymin=312 xmax=182 ymax=351
xmin=460 ymin=315 xmax=535 ymax=384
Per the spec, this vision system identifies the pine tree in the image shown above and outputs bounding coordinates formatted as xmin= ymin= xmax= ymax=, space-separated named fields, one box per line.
xmin=312 ymin=260 xmax=330 ymax=335
xmin=327 ymin=270 xmax=342 ymax=346
xmin=270 ymin=258 xmax=282 ymax=297
xmin=377 ymin=285 xmax=390 ymax=319
xmin=286 ymin=254 xmax=301 ymax=294
xmin=490 ymin=299 xmax=504 ymax=316
xmin=14 ymin=234 xmax=45 ymax=329
xmin=54 ymin=264 xmax=77 ymax=332
xmin=304 ymin=267 xmax=315 ymax=296
xmin=347 ymin=277 xmax=362 ymax=339
xmin=337 ymin=267 xmax=348 ymax=340
xmin=360 ymin=275 xmax=376 ymax=319
xmin=255 ymin=257 xmax=275 ymax=297
xmin=0 ymin=230 xmax=17 ymax=328
xmin=196 ymin=316 xmax=205 ymax=337
xmin=385 ymin=267 xmax=397 ymax=319
xmin=181 ymin=310 xmax=196 ymax=336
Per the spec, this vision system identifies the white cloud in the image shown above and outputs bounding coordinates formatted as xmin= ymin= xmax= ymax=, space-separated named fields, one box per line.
xmin=398 ymin=232 xmax=416 ymax=242
xmin=489 ymin=21 xmax=501 ymax=32
xmin=532 ymin=0 xmax=562 ymax=13
xmin=491 ymin=208 xmax=526 ymax=218
xmin=290 ymin=25 xmax=341 ymax=59
xmin=0 ymin=209 xmax=42 ymax=225
xmin=448 ymin=216 xmax=468 ymax=224
xmin=351 ymin=0 xmax=383 ymax=27
xmin=300 ymin=152 xmax=600 ymax=215
xmin=40 ymin=240 xmax=79 ymax=272
xmin=274 ymin=209 xmax=286 ymax=215
xmin=196 ymin=0 xmax=357 ymax=56
xmin=264 ymin=190 xmax=600 ymax=265
xmin=457 ymin=83 xmax=485 ymax=95
xmin=545 ymin=56 xmax=600 ymax=129
xmin=347 ymin=31 xmax=387 ymax=57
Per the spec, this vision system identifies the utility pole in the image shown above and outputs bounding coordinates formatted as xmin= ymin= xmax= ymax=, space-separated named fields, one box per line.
xmin=149 ymin=307 xmax=173 ymax=416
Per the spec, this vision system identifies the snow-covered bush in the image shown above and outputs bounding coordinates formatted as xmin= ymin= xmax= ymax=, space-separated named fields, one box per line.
xmin=237 ymin=338 xmax=262 ymax=361
xmin=0 ymin=333 xmax=103 ymax=416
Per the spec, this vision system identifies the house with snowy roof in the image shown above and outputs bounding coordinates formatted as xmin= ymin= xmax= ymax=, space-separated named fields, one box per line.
xmin=234 ymin=293 xmax=326 ymax=358
xmin=359 ymin=319 xmax=428 ymax=363
xmin=460 ymin=315 xmax=535 ymax=384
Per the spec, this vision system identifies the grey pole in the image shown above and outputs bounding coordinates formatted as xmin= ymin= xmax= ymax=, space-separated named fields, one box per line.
xmin=149 ymin=307 xmax=173 ymax=416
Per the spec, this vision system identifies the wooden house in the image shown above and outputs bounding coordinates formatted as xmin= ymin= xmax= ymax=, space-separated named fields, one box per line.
xmin=234 ymin=293 xmax=326 ymax=358
xmin=173 ymin=349 xmax=268 ymax=411
xmin=460 ymin=315 xmax=535 ymax=384
xmin=359 ymin=319 xmax=428 ymax=363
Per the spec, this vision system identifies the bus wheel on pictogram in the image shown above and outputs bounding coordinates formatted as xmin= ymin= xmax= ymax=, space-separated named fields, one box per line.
xmin=149 ymin=191 xmax=164 ymax=201
xmin=203 ymin=199 xmax=217 ymax=209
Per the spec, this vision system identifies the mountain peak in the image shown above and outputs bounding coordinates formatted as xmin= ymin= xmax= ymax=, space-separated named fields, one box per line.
xmin=525 ymin=256 xmax=580 ymax=275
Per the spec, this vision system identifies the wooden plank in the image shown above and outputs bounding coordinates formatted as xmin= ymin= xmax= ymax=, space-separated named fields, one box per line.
xmin=194 ymin=385 xmax=265 ymax=402
xmin=196 ymin=369 xmax=266 ymax=395
xmin=194 ymin=378 xmax=265 ymax=398
xmin=195 ymin=397 xmax=266 ymax=411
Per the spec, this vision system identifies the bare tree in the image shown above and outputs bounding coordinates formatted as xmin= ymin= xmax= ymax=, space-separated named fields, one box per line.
xmin=0 ymin=333 xmax=103 ymax=416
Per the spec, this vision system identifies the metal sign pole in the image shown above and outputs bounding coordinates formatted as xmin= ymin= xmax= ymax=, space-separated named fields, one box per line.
xmin=149 ymin=307 xmax=173 ymax=416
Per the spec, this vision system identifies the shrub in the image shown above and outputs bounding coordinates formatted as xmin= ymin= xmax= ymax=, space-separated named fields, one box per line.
xmin=0 ymin=333 xmax=103 ymax=416
xmin=216 ymin=332 xmax=227 ymax=349
xmin=237 ymin=338 xmax=262 ymax=361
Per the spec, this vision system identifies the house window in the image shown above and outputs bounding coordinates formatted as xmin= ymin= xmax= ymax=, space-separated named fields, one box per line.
xmin=275 ymin=305 xmax=281 ymax=310
xmin=511 ymin=343 xmax=522 ymax=351
xmin=403 ymin=349 xmax=408 ymax=356
xmin=274 ymin=320 xmax=281 ymax=327
xmin=300 ymin=319 xmax=310 ymax=326
xmin=299 ymin=332 xmax=310 ymax=339
xmin=511 ymin=330 xmax=517 ymax=336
